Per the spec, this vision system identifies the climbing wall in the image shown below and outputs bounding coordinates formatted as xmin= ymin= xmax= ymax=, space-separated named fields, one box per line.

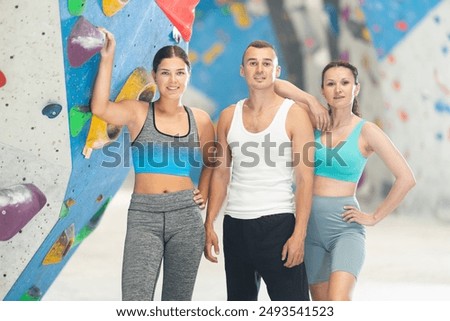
xmin=0 ymin=0 xmax=72 ymax=301
xmin=360 ymin=0 xmax=449 ymax=220
xmin=1 ymin=0 xmax=199 ymax=300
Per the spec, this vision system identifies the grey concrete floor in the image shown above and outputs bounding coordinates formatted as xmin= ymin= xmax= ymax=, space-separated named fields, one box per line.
xmin=44 ymin=173 xmax=450 ymax=301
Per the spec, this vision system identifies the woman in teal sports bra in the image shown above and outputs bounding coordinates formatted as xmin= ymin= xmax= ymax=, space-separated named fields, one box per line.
xmin=275 ymin=61 xmax=416 ymax=300
xmin=90 ymin=29 xmax=215 ymax=300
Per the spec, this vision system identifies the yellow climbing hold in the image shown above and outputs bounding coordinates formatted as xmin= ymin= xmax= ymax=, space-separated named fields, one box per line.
xmin=83 ymin=67 xmax=154 ymax=158
xmin=102 ymin=0 xmax=129 ymax=17
xmin=188 ymin=51 xmax=199 ymax=65
xmin=229 ymin=3 xmax=251 ymax=28
xmin=116 ymin=67 xmax=154 ymax=101
xmin=42 ymin=225 xmax=75 ymax=265
xmin=203 ymin=43 xmax=225 ymax=65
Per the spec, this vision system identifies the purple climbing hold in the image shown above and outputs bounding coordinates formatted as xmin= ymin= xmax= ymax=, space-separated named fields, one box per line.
xmin=42 ymin=103 xmax=62 ymax=119
xmin=0 ymin=183 xmax=47 ymax=241
xmin=68 ymin=16 xmax=105 ymax=67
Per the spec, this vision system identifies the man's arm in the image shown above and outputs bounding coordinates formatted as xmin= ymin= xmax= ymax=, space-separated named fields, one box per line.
xmin=281 ymin=104 xmax=315 ymax=268
xmin=203 ymin=106 xmax=234 ymax=263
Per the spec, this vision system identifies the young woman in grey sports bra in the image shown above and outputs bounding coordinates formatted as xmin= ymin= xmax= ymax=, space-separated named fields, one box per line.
xmin=91 ymin=28 xmax=215 ymax=301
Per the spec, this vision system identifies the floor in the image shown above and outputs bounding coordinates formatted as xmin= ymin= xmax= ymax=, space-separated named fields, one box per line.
xmin=44 ymin=173 xmax=450 ymax=301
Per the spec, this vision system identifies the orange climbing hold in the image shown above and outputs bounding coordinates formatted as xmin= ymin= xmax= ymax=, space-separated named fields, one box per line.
xmin=155 ymin=0 xmax=200 ymax=42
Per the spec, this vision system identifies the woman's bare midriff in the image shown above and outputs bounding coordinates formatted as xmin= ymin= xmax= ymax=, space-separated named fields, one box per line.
xmin=133 ymin=173 xmax=194 ymax=194
xmin=313 ymin=175 xmax=357 ymax=197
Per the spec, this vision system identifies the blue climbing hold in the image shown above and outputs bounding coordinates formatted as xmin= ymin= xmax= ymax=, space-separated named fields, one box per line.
xmin=42 ymin=103 xmax=62 ymax=119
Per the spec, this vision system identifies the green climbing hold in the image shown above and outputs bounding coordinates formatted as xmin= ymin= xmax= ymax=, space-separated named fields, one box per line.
xmin=74 ymin=198 xmax=111 ymax=246
xmin=19 ymin=286 xmax=42 ymax=301
xmin=59 ymin=202 xmax=70 ymax=218
xmin=69 ymin=106 xmax=92 ymax=137
xmin=68 ymin=0 xmax=87 ymax=16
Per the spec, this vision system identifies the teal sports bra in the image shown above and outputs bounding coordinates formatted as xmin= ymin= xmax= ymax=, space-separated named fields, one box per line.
xmin=314 ymin=120 xmax=367 ymax=183
xmin=131 ymin=103 xmax=202 ymax=177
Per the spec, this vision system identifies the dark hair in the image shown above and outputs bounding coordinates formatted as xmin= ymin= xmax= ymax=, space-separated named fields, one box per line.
xmin=321 ymin=61 xmax=361 ymax=117
xmin=152 ymin=45 xmax=191 ymax=73
xmin=241 ymin=40 xmax=276 ymax=65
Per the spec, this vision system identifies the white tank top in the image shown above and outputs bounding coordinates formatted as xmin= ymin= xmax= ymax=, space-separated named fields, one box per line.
xmin=225 ymin=98 xmax=295 ymax=219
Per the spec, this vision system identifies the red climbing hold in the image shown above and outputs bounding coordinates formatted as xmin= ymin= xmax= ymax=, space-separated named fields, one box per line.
xmin=155 ymin=0 xmax=200 ymax=42
xmin=0 ymin=70 xmax=6 ymax=88
xmin=395 ymin=20 xmax=408 ymax=32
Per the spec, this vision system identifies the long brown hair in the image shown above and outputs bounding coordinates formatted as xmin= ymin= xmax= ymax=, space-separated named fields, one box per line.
xmin=321 ymin=61 xmax=361 ymax=117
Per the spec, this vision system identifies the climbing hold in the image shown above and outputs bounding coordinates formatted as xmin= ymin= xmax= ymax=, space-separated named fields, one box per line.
xmin=64 ymin=198 xmax=76 ymax=208
xmin=69 ymin=105 xmax=92 ymax=137
xmin=171 ymin=27 xmax=182 ymax=43
xmin=42 ymin=224 xmax=75 ymax=265
xmin=203 ymin=42 xmax=225 ymax=65
xmin=398 ymin=109 xmax=409 ymax=122
xmin=0 ymin=70 xmax=6 ymax=88
xmin=229 ymin=2 xmax=251 ymax=28
xmin=19 ymin=285 xmax=42 ymax=301
xmin=115 ymin=67 xmax=154 ymax=101
xmin=59 ymin=202 xmax=70 ymax=218
xmin=0 ymin=183 xmax=47 ymax=241
xmin=68 ymin=16 xmax=105 ymax=67
xmin=395 ymin=20 xmax=408 ymax=32
xmin=68 ymin=0 xmax=87 ymax=16
xmin=82 ymin=115 xmax=116 ymax=159
xmin=138 ymin=83 xmax=157 ymax=102
xmin=74 ymin=198 xmax=111 ymax=245
xmin=42 ymin=103 xmax=62 ymax=119
xmin=102 ymin=0 xmax=130 ymax=17
xmin=155 ymin=0 xmax=200 ymax=42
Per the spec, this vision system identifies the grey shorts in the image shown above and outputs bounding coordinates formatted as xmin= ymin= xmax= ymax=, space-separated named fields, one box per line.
xmin=305 ymin=195 xmax=366 ymax=285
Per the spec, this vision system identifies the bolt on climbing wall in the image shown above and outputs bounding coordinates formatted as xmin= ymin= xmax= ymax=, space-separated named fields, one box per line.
xmin=1 ymin=0 xmax=199 ymax=300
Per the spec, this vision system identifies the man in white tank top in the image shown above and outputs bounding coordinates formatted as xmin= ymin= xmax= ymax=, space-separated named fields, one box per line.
xmin=204 ymin=40 xmax=316 ymax=300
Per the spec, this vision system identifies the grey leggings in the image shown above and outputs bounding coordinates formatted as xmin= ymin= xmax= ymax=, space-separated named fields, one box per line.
xmin=122 ymin=190 xmax=205 ymax=301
